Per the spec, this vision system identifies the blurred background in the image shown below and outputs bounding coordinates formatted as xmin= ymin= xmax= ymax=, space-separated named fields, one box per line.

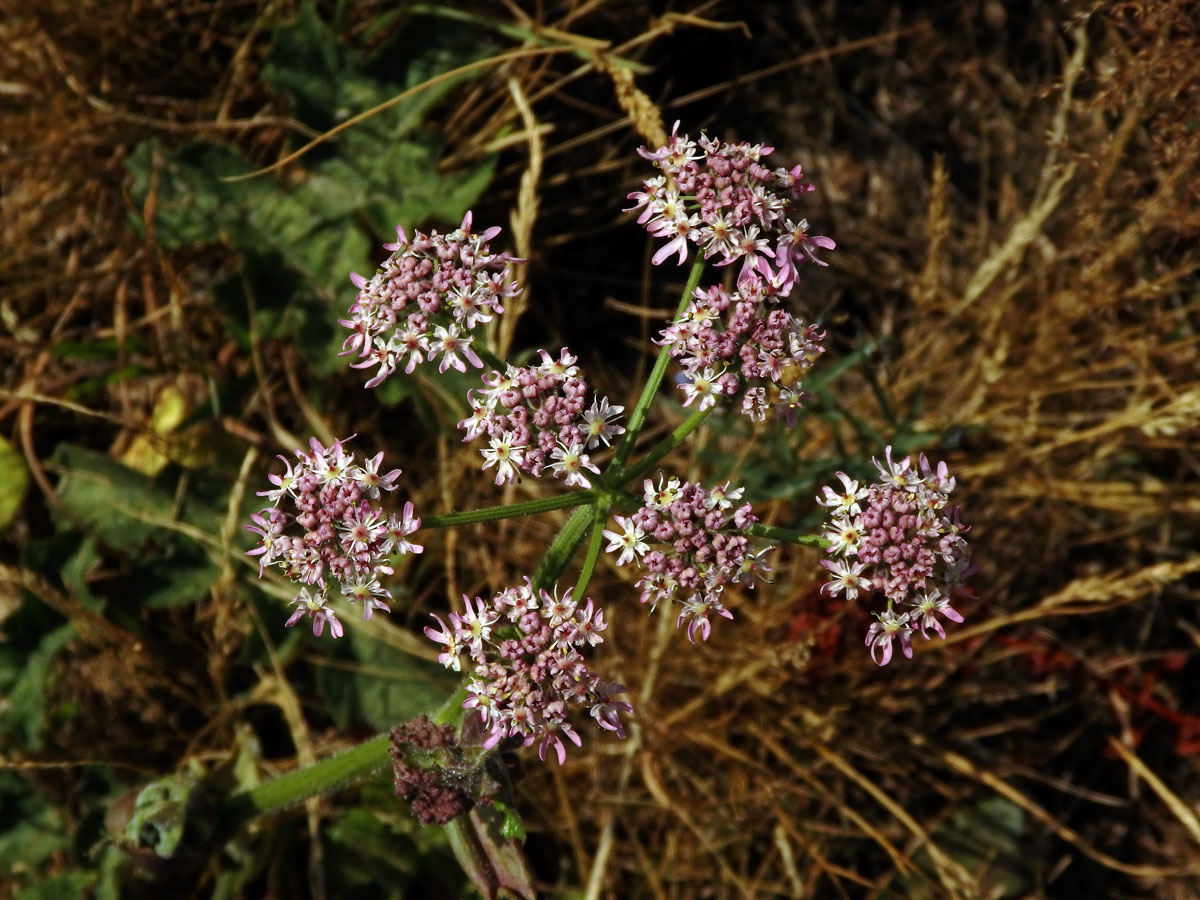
xmin=2 ymin=1 xmax=1198 ymax=897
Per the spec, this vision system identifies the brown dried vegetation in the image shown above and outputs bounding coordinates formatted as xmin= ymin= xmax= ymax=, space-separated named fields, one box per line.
xmin=2 ymin=0 xmax=1198 ymax=898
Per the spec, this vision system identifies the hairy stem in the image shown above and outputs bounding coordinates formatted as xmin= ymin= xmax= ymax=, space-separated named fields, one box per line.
xmin=220 ymin=733 xmax=391 ymax=831
xmin=422 ymin=490 xmax=591 ymax=529
xmin=532 ymin=504 xmax=596 ymax=592
xmin=618 ymin=406 xmax=712 ymax=488
xmin=572 ymin=496 xmax=611 ymax=600
xmin=217 ymin=687 xmax=468 ymax=834
xmin=608 ymin=258 xmax=705 ymax=477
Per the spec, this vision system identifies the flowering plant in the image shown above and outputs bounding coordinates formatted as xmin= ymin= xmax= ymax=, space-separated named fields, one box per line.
xmin=237 ymin=122 xmax=972 ymax=893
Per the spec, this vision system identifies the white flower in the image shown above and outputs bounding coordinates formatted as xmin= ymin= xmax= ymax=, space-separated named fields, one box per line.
xmin=822 ymin=515 xmax=864 ymax=556
xmin=679 ymin=366 xmax=723 ymax=411
xmin=447 ymin=284 xmax=494 ymax=329
xmin=392 ymin=323 xmax=429 ymax=374
xmin=381 ymin=502 xmax=423 ymax=555
xmin=705 ymin=481 xmax=745 ymax=511
xmin=424 ymin=613 xmax=463 ymax=671
xmin=912 ymin=590 xmax=964 ymax=640
xmin=481 ymin=431 xmax=525 ymax=485
xmin=457 ymin=391 xmax=492 ymax=441
xmin=816 ymin=471 xmax=868 ymax=515
xmin=733 ymin=546 xmax=773 ymax=585
xmin=643 ymin=475 xmax=682 ymax=510
xmin=536 ymin=348 xmax=579 ymax=379
xmin=602 ymin=516 xmax=649 ymax=567
xmin=874 ymin=446 xmax=918 ymax=490
xmin=285 ymin=587 xmax=344 ymax=639
xmin=865 ymin=610 xmax=913 ymax=666
xmin=354 ymin=451 xmax=401 ymax=499
xmin=432 ymin=323 xmax=482 ymax=373
xmin=819 ymin=557 xmax=872 ymax=601
xmin=582 ymin=396 xmax=626 ymax=449
xmin=741 ymin=387 xmax=768 ymax=422
xmin=549 ymin=442 xmax=600 ymax=488
xmin=458 ymin=595 xmax=499 ymax=654
xmin=258 ymin=455 xmax=298 ymax=503
xmin=479 ymin=365 xmax=518 ymax=410
xmin=340 ymin=506 xmax=383 ymax=553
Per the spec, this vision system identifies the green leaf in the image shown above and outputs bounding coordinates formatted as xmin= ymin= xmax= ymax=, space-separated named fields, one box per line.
xmin=1 ymin=623 xmax=75 ymax=750
xmin=16 ymin=872 xmax=96 ymax=900
xmin=326 ymin=806 xmax=415 ymax=868
xmin=135 ymin=552 xmax=220 ymax=610
xmin=50 ymin=444 xmax=188 ymax=551
xmin=47 ymin=445 xmax=232 ymax=617
xmin=58 ymin=538 xmax=104 ymax=611
xmin=0 ymin=776 xmax=72 ymax=875
xmin=121 ymin=771 xmax=219 ymax=860
xmin=492 ymin=800 xmax=526 ymax=841
xmin=249 ymin=185 xmax=373 ymax=296
xmin=324 ymin=786 xmax=462 ymax=897
xmin=315 ymin=628 xmax=454 ymax=732
xmin=262 ymin=0 xmax=355 ymax=130
xmin=445 ymin=807 xmax=536 ymax=900
xmin=124 ymin=140 xmax=267 ymax=247
xmin=0 ymin=435 xmax=28 ymax=531
xmin=49 ymin=336 xmax=143 ymax=361
xmin=126 ymin=3 xmax=499 ymax=267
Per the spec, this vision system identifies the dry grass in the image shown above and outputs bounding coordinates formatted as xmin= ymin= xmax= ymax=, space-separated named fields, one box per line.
xmin=2 ymin=0 xmax=1198 ymax=898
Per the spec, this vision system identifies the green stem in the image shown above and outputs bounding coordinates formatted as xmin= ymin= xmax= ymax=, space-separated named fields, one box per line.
xmin=434 ymin=686 xmax=470 ymax=727
xmin=572 ymin=497 xmax=611 ymax=599
xmin=741 ymin=523 xmax=829 ymax=547
xmin=421 ymin=491 xmax=591 ymax=528
xmin=532 ymin=504 xmax=595 ymax=592
xmin=608 ymin=258 xmax=705 ymax=477
xmin=222 ymin=733 xmax=391 ymax=828
xmin=218 ymin=685 xmax=469 ymax=834
xmin=618 ymin=406 xmax=713 ymax=488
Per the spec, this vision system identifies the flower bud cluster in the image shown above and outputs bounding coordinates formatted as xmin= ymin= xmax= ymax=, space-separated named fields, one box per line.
xmin=246 ymin=437 xmax=422 ymax=638
xmin=423 ymin=581 xmax=631 ymax=765
xmin=389 ymin=716 xmax=475 ymax=826
xmin=659 ymin=275 xmax=826 ymax=423
xmin=626 ymin=122 xmax=834 ymax=291
xmin=458 ymin=348 xmax=626 ymax=488
xmin=604 ymin=476 xmax=772 ymax=642
xmin=818 ymin=447 xmax=973 ymax=665
xmin=341 ymin=211 xmax=521 ymax=387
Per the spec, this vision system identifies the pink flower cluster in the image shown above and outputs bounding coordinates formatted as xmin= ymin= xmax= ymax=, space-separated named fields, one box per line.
xmin=340 ymin=211 xmax=521 ymax=387
xmin=423 ymin=581 xmax=631 ymax=765
xmin=458 ymin=348 xmax=626 ymax=488
xmin=246 ymin=437 xmax=423 ymax=638
xmin=604 ymin=476 xmax=772 ymax=642
xmin=658 ymin=275 xmax=826 ymax=423
xmin=818 ymin=448 xmax=973 ymax=666
xmin=626 ymin=122 xmax=835 ymax=291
